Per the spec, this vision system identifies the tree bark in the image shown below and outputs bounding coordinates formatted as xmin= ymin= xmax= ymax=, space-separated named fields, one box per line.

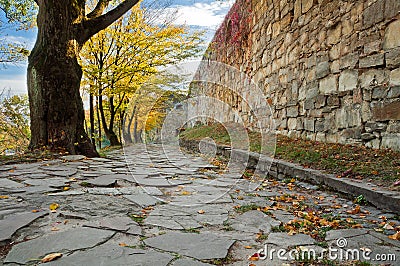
xmin=27 ymin=0 xmax=139 ymax=157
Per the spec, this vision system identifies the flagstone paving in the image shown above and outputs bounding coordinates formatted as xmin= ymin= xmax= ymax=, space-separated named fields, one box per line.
xmin=0 ymin=144 xmax=399 ymax=265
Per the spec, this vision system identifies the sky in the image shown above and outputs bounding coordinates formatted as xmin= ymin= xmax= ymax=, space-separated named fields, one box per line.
xmin=0 ymin=0 xmax=234 ymax=95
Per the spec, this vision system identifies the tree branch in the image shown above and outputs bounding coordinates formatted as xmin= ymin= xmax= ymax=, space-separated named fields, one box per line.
xmin=86 ymin=0 xmax=111 ymax=19
xmin=80 ymin=0 xmax=140 ymax=44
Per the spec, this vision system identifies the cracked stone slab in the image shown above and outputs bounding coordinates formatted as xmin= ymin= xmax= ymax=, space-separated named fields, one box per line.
xmin=172 ymin=258 xmax=214 ymax=266
xmin=84 ymin=216 xmax=141 ymax=235
xmin=0 ymin=211 xmax=47 ymax=243
xmin=85 ymin=176 xmax=118 ymax=187
xmin=265 ymin=233 xmax=315 ymax=248
xmin=135 ymin=177 xmax=191 ymax=187
xmin=61 ymin=155 xmax=86 ymax=161
xmin=230 ymin=210 xmax=280 ymax=234
xmin=87 ymin=188 xmax=122 ymax=195
xmin=325 ymin=229 xmax=369 ymax=241
xmin=0 ymin=178 xmax=25 ymax=188
xmin=23 ymin=177 xmax=69 ymax=188
xmin=45 ymin=169 xmax=78 ymax=177
xmin=144 ymin=232 xmax=235 ymax=260
xmin=170 ymin=193 xmax=233 ymax=205
xmin=45 ymin=245 xmax=174 ymax=266
xmin=48 ymin=190 xmax=86 ymax=196
xmin=4 ymin=227 xmax=115 ymax=264
xmin=123 ymin=193 xmax=161 ymax=207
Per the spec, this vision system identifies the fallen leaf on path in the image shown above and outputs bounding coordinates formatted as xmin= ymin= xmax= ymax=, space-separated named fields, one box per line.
xmin=181 ymin=191 xmax=191 ymax=195
xmin=388 ymin=232 xmax=400 ymax=240
xmin=0 ymin=195 xmax=9 ymax=199
xmin=244 ymin=245 xmax=252 ymax=249
xmin=119 ymin=243 xmax=128 ymax=247
xmin=49 ymin=203 xmax=59 ymax=212
xmin=51 ymin=227 xmax=59 ymax=231
xmin=346 ymin=205 xmax=361 ymax=214
xmin=41 ymin=253 xmax=62 ymax=263
xmin=197 ymin=209 xmax=205 ymax=214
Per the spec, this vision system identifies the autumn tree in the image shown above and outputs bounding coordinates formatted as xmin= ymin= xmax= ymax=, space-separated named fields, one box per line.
xmin=0 ymin=91 xmax=30 ymax=154
xmin=81 ymin=4 xmax=203 ymax=146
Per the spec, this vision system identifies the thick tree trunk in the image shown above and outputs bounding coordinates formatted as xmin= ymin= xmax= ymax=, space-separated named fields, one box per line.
xmin=28 ymin=1 xmax=98 ymax=157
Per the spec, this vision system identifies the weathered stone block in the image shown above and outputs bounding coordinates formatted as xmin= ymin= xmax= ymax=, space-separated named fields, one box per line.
xmin=340 ymin=127 xmax=362 ymax=139
xmin=385 ymin=0 xmax=400 ymax=19
xmin=315 ymin=95 xmax=326 ymax=108
xmin=387 ymin=121 xmax=400 ymax=133
xmin=316 ymin=61 xmax=330 ymax=79
xmin=359 ymin=54 xmax=384 ymax=68
xmin=340 ymin=52 xmax=359 ymax=69
xmin=339 ymin=70 xmax=359 ymax=92
xmin=372 ymin=87 xmax=388 ymax=99
xmin=372 ymin=100 xmax=400 ymax=121
xmin=365 ymin=138 xmax=381 ymax=149
xmin=359 ymin=69 xmax=389 ymax=89
xmin=319 ymin=75 xmax=338 ymax=94
xmin=364 ymin=40 xmax=381 ymax=55
xmin=287 ymin=117 xmax=299 ymax=130
xmin=287 ymin=106 xmax=299 ymax=117
xmin=315 ymin=119 xmax=325 ymax=132
xmin=390 ymin=68 xmax=400 ymax=86
xmin=302 ymin=0 xmax=313 ymax=13
xmin=383 ymin=20 xmax=400 ymax=50
xmin=294 ymin=0 xmax=302 ymax=20
xmin=385 ymin=47 xmax=400 ymax=68
xmin=365 ymin=122 xmax=388 ymax=133
xmin=304 ymin=118 xmax=315 ymax=131
xmin=388 ymin=87 xmax=400 ymax=98
xmin=327 ymin=23 xmax=342 ymax=45
xmin=363 ymin=0 xmax=384 ymax=28
xmin=304 ymin=98 xmax=315 ymax=110
xmin=381 ymin=133 xmax=400 ymax=150
xmin=327 ymin=95 xmax=340 ymax=107
xmin=316 ymin=132 xmax=326 ymax=142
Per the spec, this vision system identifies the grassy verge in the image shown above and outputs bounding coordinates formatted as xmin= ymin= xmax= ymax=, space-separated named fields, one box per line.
xmin=179 ymin=123 xmax=400 ymax=189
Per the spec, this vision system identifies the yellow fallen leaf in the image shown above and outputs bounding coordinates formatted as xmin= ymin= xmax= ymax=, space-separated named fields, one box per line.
xmin=237 ymin=196 xmax=244 ymax=200
xmin=181 ymin=191 xmax=191 ymax=195
xmin=197 ymin=209 xmax=205 ymax=214
xmin=49 ymin=203 xmax=59 ymax=211
xmin=63 ymin=187 xmax=70 ymax=191
xmin=0 ymin=195 xmax=9 ymax=199
xmin=244 ymin=245 xmax=252 ymax=249
xmin=119 ymin=242 xmax=128 ymax=247
xmin=388 ymin=232 xmax=400 ymax=240
xmin=32 ymin=209 xmax=40 ymax=213
xmin=41 ymin=253 xmax=62 ymax=263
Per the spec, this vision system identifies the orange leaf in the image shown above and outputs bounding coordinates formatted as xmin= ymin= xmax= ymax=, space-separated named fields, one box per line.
xmin=197 ymin=209 xmax=205 ymax=214
xmin=388 ymin=232 xmax=400 ymax=240
xmin=0 ymin=195 xmax=9 ymax=199
xmin=41 ymin=253 xmax=62 ymax=263
xmin=119 ymin=242 xmax=128 ymax=247
xmin=244 ymin=245 xmax=252 ymax=249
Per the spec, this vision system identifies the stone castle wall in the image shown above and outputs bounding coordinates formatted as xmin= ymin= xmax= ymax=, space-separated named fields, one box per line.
xmin=189 ymin=0 xmax=400 ymax=151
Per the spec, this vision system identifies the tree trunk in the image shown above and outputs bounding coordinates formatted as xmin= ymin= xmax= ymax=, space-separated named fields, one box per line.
xmin=28 ymin=1 xmax=98 ymax=157
xmin=89 ymin=92 xmax=95 ymax=146
xmin=98 ymin=94 xmax=121 ymax=146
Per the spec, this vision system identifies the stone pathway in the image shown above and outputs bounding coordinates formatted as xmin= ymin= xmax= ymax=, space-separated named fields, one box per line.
xmin=0 ymin=144 xmax=399 ymax=265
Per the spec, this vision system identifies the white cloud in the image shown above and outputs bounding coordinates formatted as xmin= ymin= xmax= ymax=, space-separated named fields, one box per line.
xmin=163 ymin=0 xmax=234 ymax=27
xmin=0 ymin=75 xmax=27 ymax=95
